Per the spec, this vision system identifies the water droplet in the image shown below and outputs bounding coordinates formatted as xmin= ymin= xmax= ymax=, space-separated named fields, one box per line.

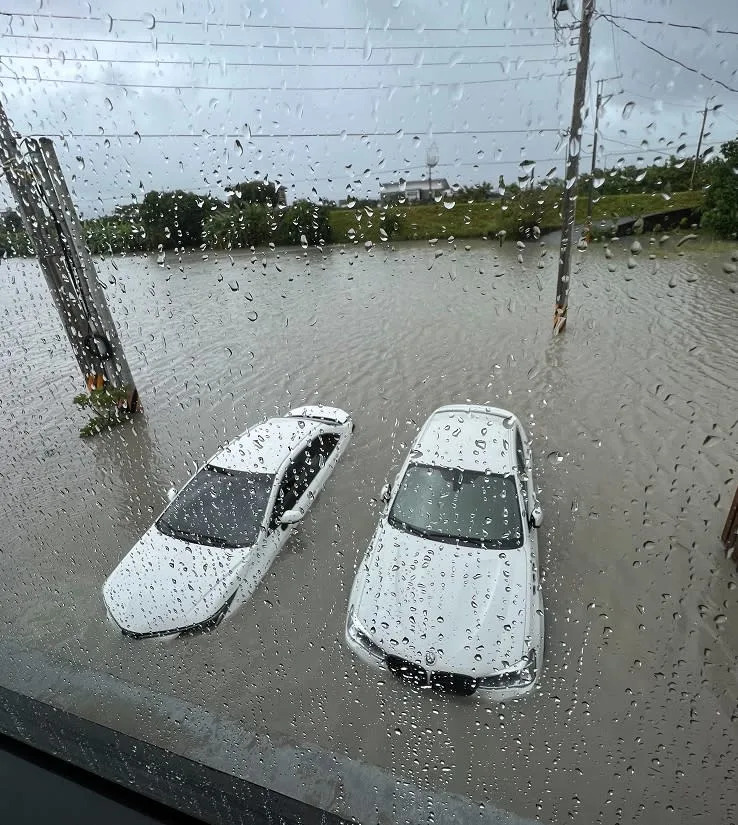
xmin=247 ymin=310 xmax=258 ymax=322
xmin=622 ymin=101 xmax=635 ymax=119
xmin=142 ymin=12 xmax=156 ymax=29
xmin=228 ymin=280 xmax=239 ymax=291
xmin=547 ymin=451 xmax=563 ymax=464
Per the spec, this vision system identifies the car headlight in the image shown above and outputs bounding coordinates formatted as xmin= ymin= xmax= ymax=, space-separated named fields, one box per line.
xmin=478 ymin=649 xmax=537 ymax=690
xmin=346 ymin=608 xmax=385 ymax=659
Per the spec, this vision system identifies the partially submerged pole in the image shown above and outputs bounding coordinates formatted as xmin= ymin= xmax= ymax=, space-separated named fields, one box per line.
xmin=0 ymin=101 xmax=139 ymax=413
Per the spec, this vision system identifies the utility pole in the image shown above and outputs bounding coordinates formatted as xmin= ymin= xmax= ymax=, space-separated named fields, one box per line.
xmin=690 ymin=98 xmax=710 ymax=190
xmin=553 ymin=0 xmax=595 ymax=335
xmin=0 ymin=101 xmax=139 ymax=411
xmin=585 ymin=74 xmax=622 ymax=238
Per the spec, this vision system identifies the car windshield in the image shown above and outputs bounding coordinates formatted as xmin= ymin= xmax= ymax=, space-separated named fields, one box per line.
xmin=157 ymin=466 xmax=273 ymax=549
xmin=388 ymin=463 xmax=523 ymax=549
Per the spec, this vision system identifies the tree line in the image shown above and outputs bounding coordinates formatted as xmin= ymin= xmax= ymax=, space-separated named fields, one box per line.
xmin=84 ymin=182 xmax=332 ymax=255
xmin=1 ymin=144 xmax=736 ymax=257
xmin=0 ymin=180 xmax=334 ymax=257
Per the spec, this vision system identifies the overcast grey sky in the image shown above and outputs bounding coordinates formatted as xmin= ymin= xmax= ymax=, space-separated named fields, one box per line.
xmin=1 ymin=0 xmax=737 ymax=215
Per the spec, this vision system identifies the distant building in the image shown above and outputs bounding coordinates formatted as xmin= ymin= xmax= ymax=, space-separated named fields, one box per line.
xmin=379 ymin=178 xmax=452 ymax=204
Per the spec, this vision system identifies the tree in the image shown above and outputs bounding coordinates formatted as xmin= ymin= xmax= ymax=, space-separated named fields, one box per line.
xmin=204 ymin=204 xmax=271 ymax=249
xmin=274 ymin=200 xmax=332 ymax=246
xmin=139 ymin=190 xmax=215 ymax=249
xmin=702 ymin=138 xmax=738 ymax=238
xmin=228 ymin=180 xmax=285 ymax=207
xmin=458 ymin=181 xmax=495 ymax=202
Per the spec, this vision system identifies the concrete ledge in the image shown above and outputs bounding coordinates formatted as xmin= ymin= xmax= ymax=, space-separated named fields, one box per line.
xmin=0 ymin=639 xmax=536 ymax=825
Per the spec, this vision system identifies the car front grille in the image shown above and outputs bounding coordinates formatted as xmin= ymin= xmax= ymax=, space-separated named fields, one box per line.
xmin=430 ymin=671 xmax=479 ymax=696
xmin=386 ymin=655 xmax=428 ymax=687
xmin=386 ymin=655 xmax=478 ymax=696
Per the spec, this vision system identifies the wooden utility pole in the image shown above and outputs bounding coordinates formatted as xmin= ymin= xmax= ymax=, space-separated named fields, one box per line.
xmin=0 ymin=102 xmax=139 ymax=410
xmin=690 ymin=99 xmax=710 ymax=190
xmin=553 ymin=0 xmax=595 ymax=335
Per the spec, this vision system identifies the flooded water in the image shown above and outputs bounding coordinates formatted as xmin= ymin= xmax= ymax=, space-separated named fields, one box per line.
xmin=1 ymin=237 xmax=737 ymax=824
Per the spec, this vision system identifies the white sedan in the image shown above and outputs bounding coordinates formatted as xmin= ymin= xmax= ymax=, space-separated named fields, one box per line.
xmin=346 ymin=404 xmax=544 ymax=699
xmin=104 ymin=406 xmax=353 ymax=638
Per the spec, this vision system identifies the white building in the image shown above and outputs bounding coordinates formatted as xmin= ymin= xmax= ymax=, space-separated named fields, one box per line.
xmin=379 ymin=178 xmax=452 ymax=203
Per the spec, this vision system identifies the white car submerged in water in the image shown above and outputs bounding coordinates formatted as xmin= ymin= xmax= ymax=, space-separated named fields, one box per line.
xmin=104 ymin=406 xmax=353 ymax=638
xmin=346 ymin=405 xmax=544 ymax=699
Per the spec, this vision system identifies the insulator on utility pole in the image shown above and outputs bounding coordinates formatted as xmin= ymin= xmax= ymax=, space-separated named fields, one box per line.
xmin=553 ymin=0 xmax=595 ymax=335
xmin=0 ymin=100 xmax=139 ymax=412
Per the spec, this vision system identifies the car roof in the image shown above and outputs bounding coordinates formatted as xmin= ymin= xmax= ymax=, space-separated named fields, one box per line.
xmin=210 ymin=417 xmax=322 ymax=474
xmin=411 ymin=405 xmax=519 ymax=475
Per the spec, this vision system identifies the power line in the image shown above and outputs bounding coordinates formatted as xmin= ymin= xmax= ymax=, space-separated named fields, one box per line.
xmin=599 ymin=11 xmax=738 ymax=36
xmin=616 ymin=90 xmax=703 ymax=110
xmin=31 ymin=128 xmax=563 ymax=139
xmin=0 ymin=53 xmax=571 ymax=69
xmin=0 ymin=31 xmax=562 ymax=50
xmin=607 ymin=0 xmax=622 ymax=78
xmin=0 ymin=71 xmax=569 ymax=92
xmin=601 ymin=16 xmax=738 ymax=94
xmin=0 ymin=11 xmax=562 ymax=32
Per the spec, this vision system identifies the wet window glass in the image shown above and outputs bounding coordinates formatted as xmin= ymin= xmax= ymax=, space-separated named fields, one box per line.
xmin=0 ymin=1 xmax=737 ymax=824
xmin=389 ymin=465 xmax=523 ymax=548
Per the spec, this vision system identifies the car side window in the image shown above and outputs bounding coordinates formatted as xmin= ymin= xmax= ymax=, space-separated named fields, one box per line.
xmin=300 ymin=433 xmax=339 ymax=486
xmin=270 ymin=454 xmax=307 ymax=528
xmin=515 ymin=430 xmax=529 ymax=511
xmin=270 ymin=471 xmax=298 ymax=529
xmin=269 ymin=444 xmax=318 ymax=529
xmin=317 ymin=433 xmax=340 ymax=463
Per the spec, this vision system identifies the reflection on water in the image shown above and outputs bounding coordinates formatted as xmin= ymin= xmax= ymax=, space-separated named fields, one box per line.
xmin=0 ymin=238 xmax=737 ymax=824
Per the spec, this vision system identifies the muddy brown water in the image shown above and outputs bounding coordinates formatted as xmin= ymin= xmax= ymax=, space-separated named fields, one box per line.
xmin=1 ymin=237 xmax=737 ymax=824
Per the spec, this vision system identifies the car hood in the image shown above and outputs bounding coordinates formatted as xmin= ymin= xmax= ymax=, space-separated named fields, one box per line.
xmin=351 ymin=520 xmax=532 ymax=675
xmin=103 ymin=527 xmax=245 ymax=635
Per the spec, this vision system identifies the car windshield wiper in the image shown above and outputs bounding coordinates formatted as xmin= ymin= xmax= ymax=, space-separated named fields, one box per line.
xmin=389 ymin=516 xmax=450 ymax=542
xmin=157 ymin=522 xmax=234 ymax=548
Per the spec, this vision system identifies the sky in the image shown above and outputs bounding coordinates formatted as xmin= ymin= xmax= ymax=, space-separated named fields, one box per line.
xmin=0 ymin=0 xmax=737 ymax=215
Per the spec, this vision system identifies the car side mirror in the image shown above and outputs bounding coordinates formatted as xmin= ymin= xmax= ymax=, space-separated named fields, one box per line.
xmin=380 ymin=483 xmax=391 ymax=503
xmin=166 ymin=487 xmax=177 ymax=502
xmin=529 ymin=504 xmax=543 ymax=529
xmin=281 ymin=508 xmax=303 ymax=526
